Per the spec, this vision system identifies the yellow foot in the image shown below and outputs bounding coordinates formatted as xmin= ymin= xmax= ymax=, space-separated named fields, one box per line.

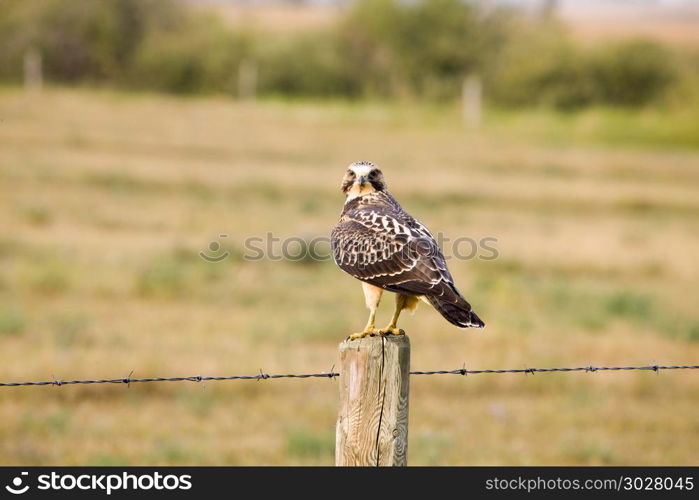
xmin=348 ymin=328 xmax=379 ymax=340
xmin=379 ymin=326 xmax=405 ymax=336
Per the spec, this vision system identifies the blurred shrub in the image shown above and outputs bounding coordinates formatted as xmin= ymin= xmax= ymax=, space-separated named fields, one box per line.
xmin=0 ymin=0 xmax=687 ymax=108
xmin=256 ymin=31 xmax=361 ymax=98
xmin=128 ymin=13 xmax=247 ymax=94
xmin=0 ymin=0 xmax=181 ymax=83
xmin=487 ymin=25 xmax=595 ymax=110
xmin=589 ymin=39 xmax=676 ymax=106
xmin=337 ymin=0 xmax=514 ymax=99
xmin=489 ymin=29 xmax=677 ymax=110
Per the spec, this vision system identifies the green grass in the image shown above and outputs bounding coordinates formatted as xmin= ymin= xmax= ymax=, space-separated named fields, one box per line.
xmin=487 ymin=105 xmax=699 ymax=150
xmin=0 ymin=308 xmax=26 ymax=337
xmin=285 ymin=427 xmax=335 ymax=461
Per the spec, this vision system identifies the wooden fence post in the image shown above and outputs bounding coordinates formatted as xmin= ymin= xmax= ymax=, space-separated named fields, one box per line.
xmin=237 ymin=59 xmax=257 ymax=101
xmin=24 ymin=48 xmax=43 ymax=94
xmin=462 ymin=74 xmax=482 ymax=129
xmin=336 ymin=335 xmax=410 ymax=466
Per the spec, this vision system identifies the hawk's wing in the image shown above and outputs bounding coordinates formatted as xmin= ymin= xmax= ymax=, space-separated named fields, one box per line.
xmin=331 ymin=208 xmax=470 ymax=308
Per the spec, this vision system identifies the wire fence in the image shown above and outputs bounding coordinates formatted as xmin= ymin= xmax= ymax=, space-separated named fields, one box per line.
xmin=1 ymin=364 xmax=697 ymax=388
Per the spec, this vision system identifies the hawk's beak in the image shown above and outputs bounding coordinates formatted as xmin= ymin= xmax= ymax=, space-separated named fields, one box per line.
xmin=358 ymin=176 xmax=368 ymax=187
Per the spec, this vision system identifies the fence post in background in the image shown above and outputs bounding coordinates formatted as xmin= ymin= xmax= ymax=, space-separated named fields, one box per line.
xmin=237 ymin=59 xmax=257 ymax=101
xmin=336 ymin=335 xmax=410 ymax=466
xmin=540 ymin=0 xmax=559 ymax=19
xmin=24 ymin=48 xmax=43 ymax=94
xmin=462 ymin=74 xmax=482 ymax=129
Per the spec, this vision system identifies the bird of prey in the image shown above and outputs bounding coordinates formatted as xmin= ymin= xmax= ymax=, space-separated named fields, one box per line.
xmin=331 ymin=161 xmax=485 ymax=340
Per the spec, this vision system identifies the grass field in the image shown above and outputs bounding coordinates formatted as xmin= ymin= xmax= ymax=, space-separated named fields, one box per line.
xmin=0 ymin=87 xmax=698 ymax=465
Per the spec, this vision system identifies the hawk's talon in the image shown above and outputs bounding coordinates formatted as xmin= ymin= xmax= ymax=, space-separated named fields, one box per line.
xmin=348 ymin=328 xmax=379 ymax=341
xmin=379 ymin=327 xmax=405 ymax=336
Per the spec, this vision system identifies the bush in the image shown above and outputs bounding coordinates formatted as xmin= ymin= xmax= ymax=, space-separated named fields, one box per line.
xmin=337 ymin=0 xmax=514 ymax=99
xmin=487 ymin=25 xmax=596 ymax=110
xmin=590 ymin=40 xmax=676 ymax=106
xmin=256 ymin=31 xmax=361 ymax=98
xmin=128 ymin=13 xmax=246 ymax=94
xmin=0 ymin=0 xmax=182 ymax=83
xmin=488 ymin=29 xmax=678 ymax=110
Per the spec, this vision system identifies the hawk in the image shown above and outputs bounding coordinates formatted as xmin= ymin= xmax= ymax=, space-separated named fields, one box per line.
xmin=331 ymin=161 xmax=485 ymax=340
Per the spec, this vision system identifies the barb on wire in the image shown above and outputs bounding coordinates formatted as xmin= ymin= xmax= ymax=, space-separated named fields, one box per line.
xmin=0 ymin=364 xmax=697 ymax=388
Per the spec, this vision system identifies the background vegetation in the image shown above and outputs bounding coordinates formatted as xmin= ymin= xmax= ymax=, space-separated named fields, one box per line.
xmin=1 ymin=0 xmax=698 ymax=109
xmin=0 ymin=0 xmax=698 ymax=465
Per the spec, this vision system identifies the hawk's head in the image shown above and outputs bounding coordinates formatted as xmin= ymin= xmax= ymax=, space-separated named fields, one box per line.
xmin=341 ymin=161 xmax=386 ymax=200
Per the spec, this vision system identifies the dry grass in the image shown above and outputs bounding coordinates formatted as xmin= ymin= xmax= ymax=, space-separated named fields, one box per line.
xmin=0 ymin=87 xmax=698 ymax=465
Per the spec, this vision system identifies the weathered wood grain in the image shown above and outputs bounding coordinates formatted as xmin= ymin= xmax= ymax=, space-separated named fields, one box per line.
xmin=335 ymin=335 xmax=410 ymax=466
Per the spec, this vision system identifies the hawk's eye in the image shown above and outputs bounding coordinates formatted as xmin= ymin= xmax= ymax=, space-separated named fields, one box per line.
xmin=368 ymin=170 xmax=378 ymax=178
xmin=346 ymin=170 xmax=355 ymax=178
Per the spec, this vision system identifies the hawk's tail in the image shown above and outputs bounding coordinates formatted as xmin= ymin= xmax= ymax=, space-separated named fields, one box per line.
xmin=426 ymin=296 xmax=485 ymax=329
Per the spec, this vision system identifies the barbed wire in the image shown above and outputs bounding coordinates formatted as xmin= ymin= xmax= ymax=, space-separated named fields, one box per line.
xmin=0 ymin=370 xmax=339 ymax=388
xmin=0 ymin=364 xmax=697 ymax=388
xmin=409 ymin=364 xmax=699 ymax=376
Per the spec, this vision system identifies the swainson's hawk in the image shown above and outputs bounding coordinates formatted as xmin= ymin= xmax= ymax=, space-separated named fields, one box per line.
xmin=331 ymin=161 xmax=485 ymax=339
